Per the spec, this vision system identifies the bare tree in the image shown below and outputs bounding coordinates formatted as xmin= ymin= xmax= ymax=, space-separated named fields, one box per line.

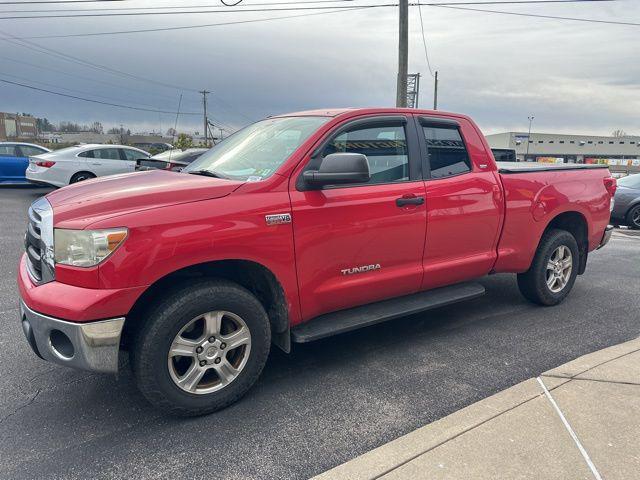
xmin=611 ymin=129 xmax=627 ymax=138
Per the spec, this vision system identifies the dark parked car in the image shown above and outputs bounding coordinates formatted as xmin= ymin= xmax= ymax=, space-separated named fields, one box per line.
xmin=491 ymin=148 xmax=517 ymax=162
xmin=132 ymin=142 xmax=173 ymax=155
xmin=135 ymin=148 xmax=208 ymax=172
xmin=611 ymin=174 xmax=640 ymax=229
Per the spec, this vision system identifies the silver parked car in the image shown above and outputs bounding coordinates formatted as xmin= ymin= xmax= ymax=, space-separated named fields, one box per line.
xmin=26 ymin=144 xmax=150 ymax=187
xmin=611 ymin=174 xmax=640 ymax=229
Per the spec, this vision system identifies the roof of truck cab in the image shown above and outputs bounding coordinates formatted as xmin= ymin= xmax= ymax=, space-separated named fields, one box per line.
xmin=276 ymin=107 xmax=462 ymax=118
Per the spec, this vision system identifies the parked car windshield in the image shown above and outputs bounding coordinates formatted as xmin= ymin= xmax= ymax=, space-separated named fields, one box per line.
xmin=617 ymin=174 xmax=640 ymax=189
xmin=184 ymin=116 xmax=329 ymax=180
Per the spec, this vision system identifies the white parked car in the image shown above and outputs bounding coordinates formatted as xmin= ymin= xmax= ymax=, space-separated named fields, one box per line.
xmin=26 ymin=144 xmax=150 ymax=187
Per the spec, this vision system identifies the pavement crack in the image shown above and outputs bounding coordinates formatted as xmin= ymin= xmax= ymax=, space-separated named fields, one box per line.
xmin=0 ymin=388 xmax=41 ymax=425
xmin=543 ymin=374 xmax=640 ymax=387
xmin=547 ymin=346 xmax=640 ymax=381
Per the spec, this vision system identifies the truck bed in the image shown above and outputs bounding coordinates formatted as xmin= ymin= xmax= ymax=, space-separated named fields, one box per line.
xmin=497 ymin=161 xmax=608 ymax=174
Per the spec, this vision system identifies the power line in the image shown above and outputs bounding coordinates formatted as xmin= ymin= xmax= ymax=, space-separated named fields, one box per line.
xmin=8 ymin=4 xmax=383 ymax=39
xmin=0 ymin=3 xmax=399 ymax=19
xmin=0 ymin=30 xmax=201 ymax=93
xmin=0 ymin=53 xmax=199 ymax=106
xmin=428 ymin=3 xmax=640 ymax=27
xmin=0 ymin=70 xmax=187 ymax=111
xmin=0 ymin=32 xmax=253 ymax=124
xmin=416 ymin=1 xmax=435 ymax=77
xmin=0 ymin=0 xmax=122 ymax=3
xmin=0 ymin=0 xmax=613 ymax=12
xmin=0 ymin=0 xmax=358 ymax=14
xmin=427 ymin=0 xmax=614 ymax=4
xmin=0 ymin=76 xmax=203 ymax=115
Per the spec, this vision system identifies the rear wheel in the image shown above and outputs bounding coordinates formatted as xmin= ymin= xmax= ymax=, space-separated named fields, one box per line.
xmin=131 ymin=280 xmax=271 ymax=416
xmin=70 ymin=171 xmax=96 ymax=184
xmin=517 ymin=229 xmax=579 ymax=306
xmin=626 ymin=205 xmax=640 ymax=230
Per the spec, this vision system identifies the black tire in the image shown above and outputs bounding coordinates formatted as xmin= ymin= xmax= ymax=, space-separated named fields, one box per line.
xmin=131 ymin=279 xmax=271 ymax=416
xmin=517 ymin=229 xmax=579 ymax=306
xmin=626 ymin=205 xmax=640 ymax=230
xmin=70 ymin=171 xmax=96 ymax=184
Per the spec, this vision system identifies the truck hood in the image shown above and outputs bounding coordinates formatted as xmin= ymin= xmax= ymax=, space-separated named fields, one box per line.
xmin=48 ymin=170 xmax=244 ymax=227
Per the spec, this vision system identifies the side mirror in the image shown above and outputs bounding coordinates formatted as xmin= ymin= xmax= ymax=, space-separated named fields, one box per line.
xmin=303 ymin=153 xmax=370 ymax=187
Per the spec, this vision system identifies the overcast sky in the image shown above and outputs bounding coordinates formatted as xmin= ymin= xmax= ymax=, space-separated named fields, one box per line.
xmin=0 ymin=0 xmax=638 ymax=136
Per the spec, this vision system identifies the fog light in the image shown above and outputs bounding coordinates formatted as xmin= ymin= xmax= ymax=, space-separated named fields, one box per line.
xmin=49 ymin=329 xmax=74 ymax=359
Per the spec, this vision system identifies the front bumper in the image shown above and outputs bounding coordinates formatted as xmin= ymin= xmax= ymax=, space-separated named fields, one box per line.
xmin=597 ymin=225 xmax=614 ymax=250
xmin=20 ymin=300 xmax=124 ymax=373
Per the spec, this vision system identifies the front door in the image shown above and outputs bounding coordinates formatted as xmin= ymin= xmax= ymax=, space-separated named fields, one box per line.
xmin=290 ymin=115 xmax=427 ymax=321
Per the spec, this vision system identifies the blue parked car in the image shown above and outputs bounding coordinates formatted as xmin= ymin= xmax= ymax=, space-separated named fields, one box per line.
xmin=0 ymin=142 xmax=51 ymax=184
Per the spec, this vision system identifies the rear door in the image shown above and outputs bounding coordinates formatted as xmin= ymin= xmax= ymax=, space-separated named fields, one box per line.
xmin=86 ymin=147 xmax=131 ymax=177
xmin=0 ymin=144 xmax=22 ymax=181
xmin=16 ymin=145 xmax=48 ymax=180
xmin=416 ymin=115 xmax=504 ymax=289
xmin=290 ymin=115 xmax=427 ymax=320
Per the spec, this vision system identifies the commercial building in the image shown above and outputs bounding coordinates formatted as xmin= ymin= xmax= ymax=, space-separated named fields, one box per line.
xmin=486 ymin=131 xmax=640 ymax=177
xmin=0 ymin=112 xmax=38 ymax=140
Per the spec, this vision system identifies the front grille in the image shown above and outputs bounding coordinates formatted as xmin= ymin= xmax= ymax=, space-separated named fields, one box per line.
xmin=25 ymin=206 xmax=43 ymax=282
xmin=25 ymin=197 xmax=55 ymax=285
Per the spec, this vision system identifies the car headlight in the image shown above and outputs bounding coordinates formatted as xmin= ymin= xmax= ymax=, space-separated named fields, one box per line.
xmin=54 ymin=228 xmax=128 ymax=267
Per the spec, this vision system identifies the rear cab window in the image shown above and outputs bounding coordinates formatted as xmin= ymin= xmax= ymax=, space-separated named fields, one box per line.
xmin=420 ymin=124 xmax=472 ymax=179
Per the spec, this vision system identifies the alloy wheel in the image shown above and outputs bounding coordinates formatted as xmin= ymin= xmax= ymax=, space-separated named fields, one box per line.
xmin=167 ymin=310 xmax=252 ymax=395
xmin=545 ymin=245 xmax=573 ymax=293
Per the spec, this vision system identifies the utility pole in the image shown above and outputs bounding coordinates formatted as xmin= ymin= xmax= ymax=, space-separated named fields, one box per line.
xmin=199 ymin=90 xmax=210 ymax=146
xmin=396 ymin=0 xmax=408 ymax=108
xmin=433 ymin=71 xmax=439 ymax=110
xmin=526 ymin=115 xmax=534 ymax=157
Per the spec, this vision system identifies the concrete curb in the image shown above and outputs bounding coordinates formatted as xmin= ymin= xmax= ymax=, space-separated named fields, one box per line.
xmin=313 ymin=337 xmax=640 ymax=480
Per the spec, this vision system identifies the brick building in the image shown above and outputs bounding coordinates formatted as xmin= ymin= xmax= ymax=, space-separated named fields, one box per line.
xmin=0 ymin=112 xmax=38 ymax=140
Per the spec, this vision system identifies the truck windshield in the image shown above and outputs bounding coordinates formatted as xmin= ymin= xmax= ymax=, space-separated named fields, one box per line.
xmin=184 ymin=116 xmax=329 ymax=180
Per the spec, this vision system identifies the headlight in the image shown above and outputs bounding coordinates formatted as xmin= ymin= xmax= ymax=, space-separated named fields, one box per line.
xmin=54 ymin=228 xmax=128 ymax=267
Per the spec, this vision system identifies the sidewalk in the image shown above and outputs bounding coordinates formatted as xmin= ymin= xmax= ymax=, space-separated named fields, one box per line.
xmin=314 ymin=337 xmax=640 ymax=480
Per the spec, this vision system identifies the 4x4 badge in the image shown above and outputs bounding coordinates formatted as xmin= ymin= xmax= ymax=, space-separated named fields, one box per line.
xmin=265 ymin=213 xmax=292 ymax=226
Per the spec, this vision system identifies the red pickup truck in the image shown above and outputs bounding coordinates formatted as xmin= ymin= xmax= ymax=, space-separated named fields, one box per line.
xmin=18 ymin=108 xmax=615 ymax=416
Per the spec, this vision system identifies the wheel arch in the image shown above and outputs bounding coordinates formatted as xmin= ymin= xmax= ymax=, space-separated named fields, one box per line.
xmin=122 ymin=259 xmax=291 ymax=353
xmin=69 ymin=170 xmax=96 ymax=183
xmin=541 ymin=211 xmax=589 ymax=274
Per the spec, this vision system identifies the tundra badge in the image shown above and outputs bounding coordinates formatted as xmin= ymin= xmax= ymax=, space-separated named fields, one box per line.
xmin=341 ymin=264 xmax=381 ymax=275
xmin=265 ymin=213 xmax=292 ymax=226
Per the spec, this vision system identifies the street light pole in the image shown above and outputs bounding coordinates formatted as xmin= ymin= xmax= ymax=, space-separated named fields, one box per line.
xmin=526 ymin=115 xmax=534 ymax=159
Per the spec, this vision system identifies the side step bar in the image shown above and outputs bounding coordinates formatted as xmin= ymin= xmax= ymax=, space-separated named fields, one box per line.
xmin=291 ymin=282 xmax=486 ymax=343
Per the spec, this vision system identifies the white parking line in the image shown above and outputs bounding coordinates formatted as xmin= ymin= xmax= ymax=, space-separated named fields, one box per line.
xmin=536 ymin=377 xmax=603 ymax=480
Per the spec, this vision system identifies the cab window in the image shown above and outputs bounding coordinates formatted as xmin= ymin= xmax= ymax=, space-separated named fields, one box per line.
xmin=321 ymin=124 xmax=409 ymax=184
xmin=422 ymin=127 xmax=471 ymax=179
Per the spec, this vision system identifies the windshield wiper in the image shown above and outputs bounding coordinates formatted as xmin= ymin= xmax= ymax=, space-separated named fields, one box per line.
xmin=187 ymin=170 xmax=230 ymax=179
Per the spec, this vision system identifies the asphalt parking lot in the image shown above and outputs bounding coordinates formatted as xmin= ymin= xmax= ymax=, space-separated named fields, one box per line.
xmin=1 ymin=186 xmax=639 ymax=480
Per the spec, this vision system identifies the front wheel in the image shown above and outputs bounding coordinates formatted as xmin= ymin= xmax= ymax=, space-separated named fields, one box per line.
xmin=517 ymin=229 xmax=579 ymax=306
xmin=131 ymin=280 xmax=271 ymax=416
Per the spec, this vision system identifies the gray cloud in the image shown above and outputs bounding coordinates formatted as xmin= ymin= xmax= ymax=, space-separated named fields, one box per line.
xmin=1 ymin=1 xmax=638 ymax=136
